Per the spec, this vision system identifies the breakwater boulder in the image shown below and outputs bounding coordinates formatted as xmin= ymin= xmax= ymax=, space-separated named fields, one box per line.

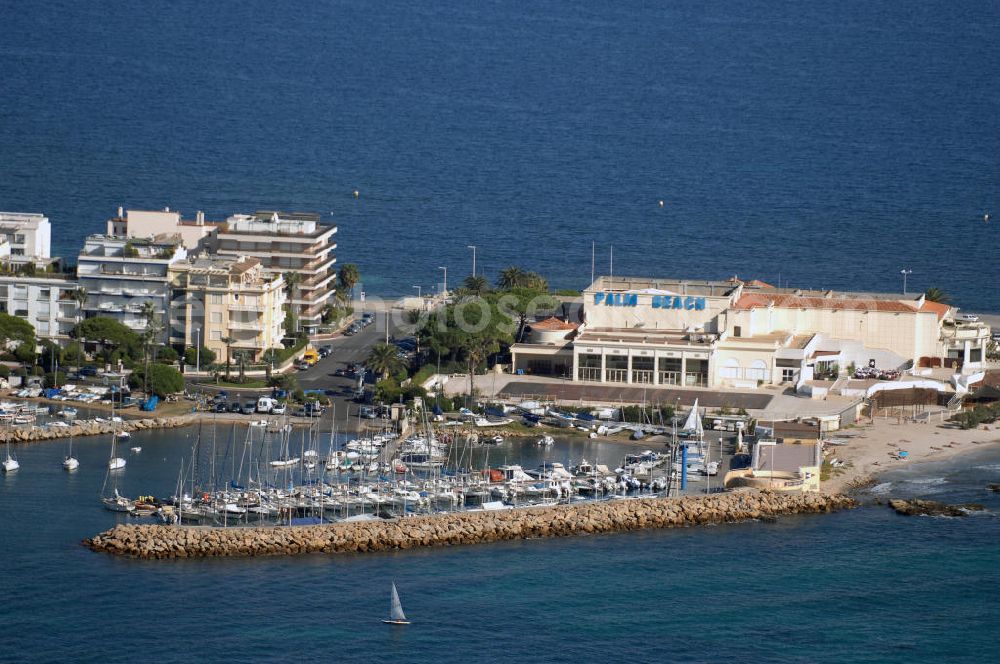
xmin=2 ymin=414 xmax=196 ymax=445
xmin=84 ymin=491 xmax=857 ymax=560
xmin=888 ymin=499 xmax=985 ymax=517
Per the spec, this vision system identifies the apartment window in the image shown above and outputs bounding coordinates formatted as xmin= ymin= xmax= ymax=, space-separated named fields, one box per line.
xmin=781 ymin=368 xmax=797 ymax=382
xmin=970 ymin=348 xmax=983 ymax=363
xmin=14 ymin=234 xmax=25 ymax=244
xmin=210 ymin=312 xmax=222 ymax=324
xmin=209 ymin=294 xmax=223 ymax=305
xmin=733 ymin=326 xmax=742 ymax=338
xmin=11 ymin=249 xmax=24 ymax=256
xmin=38 ymin=289 xmax=50 ymax=299
xmin=210 ymin=330 xmax=222 ymax=341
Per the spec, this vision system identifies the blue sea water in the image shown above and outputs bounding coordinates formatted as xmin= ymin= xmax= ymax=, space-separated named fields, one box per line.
xmin=1 ymin=1 xmax=998 ymax=308
xmin=0 ymin=427 xmax=998 ymax=663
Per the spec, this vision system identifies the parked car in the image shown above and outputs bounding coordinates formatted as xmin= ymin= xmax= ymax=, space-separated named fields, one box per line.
xmin=333 ymin=368 xmax=347 ymax=377
xmin=271 ymin=403 xmax=287 ymax=415
xmin=318 ymin=346 xmax=332 ymax=358
xmin=228 ymin=402 xmax=242 ymax=413
xmin=241 ymin=402 xmax=256 ymax=415
xmin=256 ymin=397 xmax=277 ymax=413
xmin=295 ymin=360 xmax=310 ymax=371
xmin=79 ymin=366 xmax=99 ymax=377
xmin=213 ymin=403 xmax=228 ymax=413
xmin=359 ymin=405 xmax=376 ymax=419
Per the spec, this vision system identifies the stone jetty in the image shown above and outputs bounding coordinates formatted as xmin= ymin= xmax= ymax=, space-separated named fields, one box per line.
xmin=85 ymin=490 xmax=857 ymax=560
xmin=1 ymin=414 xmax=196 ymax=445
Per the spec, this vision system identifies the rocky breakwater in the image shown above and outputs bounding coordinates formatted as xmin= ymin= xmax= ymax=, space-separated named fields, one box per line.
xmin=85 ymin=491 xmax=857 ymax=560
xmin=1 ymin=414 xmax=196 ymax=445
xmin=888 ymin=499 xmax=986 ymax=517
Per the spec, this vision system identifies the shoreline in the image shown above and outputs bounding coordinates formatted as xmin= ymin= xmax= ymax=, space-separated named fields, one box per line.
xmin=821 ymin=416 xmax=1000 ymax=494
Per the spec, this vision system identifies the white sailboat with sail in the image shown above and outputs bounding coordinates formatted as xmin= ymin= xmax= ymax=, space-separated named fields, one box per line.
xmin=3 ymin=440 xmax=19 ymax=472
xmin=382 ymin=582 xmax=410 ymax=625
xmin=63 ymin=433 xmax=79 ymax=470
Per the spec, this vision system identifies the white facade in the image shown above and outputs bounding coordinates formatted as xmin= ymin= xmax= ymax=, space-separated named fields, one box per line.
xmin=0 ymin=212 xmax=51 ymax=260
xmin=215 ymin=211 xmax=337 ymax=334
xmin=0 ymin=275 xmax=79 ymax=341
xmin=511 ymin=275 xmax=989 ymax=391
xmin=77 ymin=234 xmax=187 ymax=341
xmin=107 ymin=208 xmax=219 ymax=252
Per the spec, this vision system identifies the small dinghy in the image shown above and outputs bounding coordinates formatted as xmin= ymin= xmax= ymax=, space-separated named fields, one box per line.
xmin=130 ymin=446 xmax=142 ymax=453
xmin=382 ymin=581 xmax=410 ymax=625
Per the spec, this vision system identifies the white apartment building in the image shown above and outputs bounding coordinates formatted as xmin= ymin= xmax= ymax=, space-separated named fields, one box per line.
xmin=215 ymin=211 xmax=337 ymax=334
xmin=168 ymin=256 xmax=285 ymax=362
xmin=0 ymin=274 xmax=80 ymax=342
xmin=0 ymin=211 xmax=52 ymax=261
xmin=77 ymin=234 xmax=188 ymax=341
xmin=107 ymin=207 xmax=220 ymax=252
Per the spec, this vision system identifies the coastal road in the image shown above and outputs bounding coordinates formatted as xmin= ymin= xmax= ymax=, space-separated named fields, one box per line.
xmin=294 ymin=312 xmax=409 ymax=422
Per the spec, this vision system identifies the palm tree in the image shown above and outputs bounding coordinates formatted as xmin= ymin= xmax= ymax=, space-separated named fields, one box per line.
xmin=235 ymin=350 xmax=250 ymax=383
xmin=283 ymin=272 xmax=303 ymax=333
xmin=366 ymin=342 xmax=405 ymax=379
xmin=461 ymin=275 xmax=490 ymax=296
xmin=70 ymin=288 xmax=88 ymax=371
xmin=221 ymin=336 xmax=235 ymax=381
xmin=924 ymin=287 xmax=951 ymax=304
xmin=337 ymin=263 xmax=360 ymax=300
xmin=497 ymin=266 xmax=527 ymax=291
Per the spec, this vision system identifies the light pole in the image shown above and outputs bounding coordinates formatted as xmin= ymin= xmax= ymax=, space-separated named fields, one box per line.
xmin=900 ymin=269 xmax=912 ymax=295
xmin=438 ymin=266 xmax=447 ymax=295
xmin=466 ymin=245 xmax=477 ymax=277
xmin=195 ymin=326 xmax=201 ymax=374
xmin=413 ymin=285 xmax=421 ymax=299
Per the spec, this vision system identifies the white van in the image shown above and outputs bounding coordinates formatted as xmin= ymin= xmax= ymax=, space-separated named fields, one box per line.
xmin=256 ymin=397 xmax=277 ymax=414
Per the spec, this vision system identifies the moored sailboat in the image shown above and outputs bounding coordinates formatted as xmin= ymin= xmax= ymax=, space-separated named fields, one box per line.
xmin=3 ymin=441 xmax=19 ymax=473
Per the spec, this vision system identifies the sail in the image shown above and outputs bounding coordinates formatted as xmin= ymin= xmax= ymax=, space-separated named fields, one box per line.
xmin=681 ymin=398 xmax=702 ymax=434
xmin=390 ymin=582 xmax=407 ymax=621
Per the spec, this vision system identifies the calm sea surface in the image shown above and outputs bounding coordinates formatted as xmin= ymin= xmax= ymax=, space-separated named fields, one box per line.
xmin=1 ymin=1 xmax=998 ymax=308
xmin=2 ymin=2 xmax=1000 ymax=661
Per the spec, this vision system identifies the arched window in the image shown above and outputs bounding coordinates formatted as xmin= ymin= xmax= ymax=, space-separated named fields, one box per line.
xmin=719 ymin=357 xmax=740 ymax=379
xmin=745 ymin=359 xmax=769 ymax=381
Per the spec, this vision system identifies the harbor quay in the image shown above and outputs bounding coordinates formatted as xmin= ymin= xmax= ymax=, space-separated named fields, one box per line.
xmin=85 ymin=490 xmax=858 ymax=559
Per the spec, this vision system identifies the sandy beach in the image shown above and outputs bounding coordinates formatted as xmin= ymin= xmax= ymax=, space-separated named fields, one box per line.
xmin=822 ymin=414 xmax=1000 ymax=493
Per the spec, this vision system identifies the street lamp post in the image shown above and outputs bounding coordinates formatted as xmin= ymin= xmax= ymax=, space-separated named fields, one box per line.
xmin=195 ymin=327 xmax=201 ymax=374
xmin=900 ymin=269 xmax=913 ymax=295
xmin=467 ymin=245 xmax=477 ymax=277
xmin=438 ymin=266 xmax=447 ymax=295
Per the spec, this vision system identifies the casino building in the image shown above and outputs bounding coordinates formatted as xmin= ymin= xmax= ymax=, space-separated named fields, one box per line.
xmin=510 ymin=276 xmax=990 ymax=390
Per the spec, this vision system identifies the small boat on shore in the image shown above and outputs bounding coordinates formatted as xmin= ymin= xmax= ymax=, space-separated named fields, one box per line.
xmin=60 ymin=407 xmax=78 ymax=419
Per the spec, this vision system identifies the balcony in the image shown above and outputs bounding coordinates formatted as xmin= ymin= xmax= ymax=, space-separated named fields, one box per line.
xmin=228 ymin=320 xmax=262 ymax=331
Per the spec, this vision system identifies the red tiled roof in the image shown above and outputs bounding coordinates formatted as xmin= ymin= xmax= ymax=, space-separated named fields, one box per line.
xmin=918 ymin=299 xmax=951 ymax=320
xmin=733 ymin=293 xmax=918 ymax=313
xmin=530 ymin=317 xmax=578 ymax=331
